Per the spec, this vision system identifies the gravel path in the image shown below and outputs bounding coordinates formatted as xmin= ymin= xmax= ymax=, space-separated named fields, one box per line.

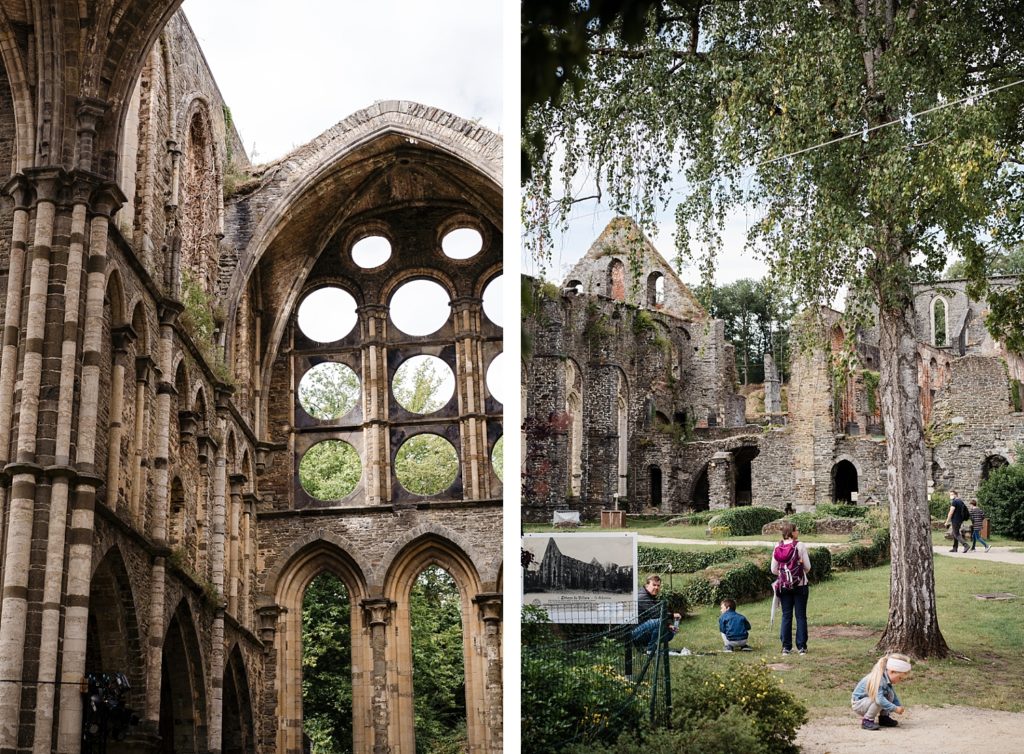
xmin=795 ymin=705 xmax=1024 ymax=752
xmin=635 ymin=534 xmax=1024 ymax=565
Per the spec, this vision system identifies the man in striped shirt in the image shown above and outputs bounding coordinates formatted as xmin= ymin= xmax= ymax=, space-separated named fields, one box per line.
xmin=968 ymin=500 xmax=991 ymax=552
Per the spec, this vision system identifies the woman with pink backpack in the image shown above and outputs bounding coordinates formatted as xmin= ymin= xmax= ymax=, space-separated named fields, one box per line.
xmin=771 ymin=521 xmax=812 ymax=655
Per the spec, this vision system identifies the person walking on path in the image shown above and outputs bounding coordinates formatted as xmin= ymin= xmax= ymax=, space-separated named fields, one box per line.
xmin=968 ymin=499 xmax=991 ymax=552
xmin=771 ymin=522 xmax=811 ymax=655
xmin=852 ymin=654 xmax=913 ymax=730
xmin=944 ymin=490 xmax=972 ymax=553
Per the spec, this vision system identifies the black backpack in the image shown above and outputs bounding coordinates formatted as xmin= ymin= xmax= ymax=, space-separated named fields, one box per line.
xmin=953 ymin=498 xmax=969 ymax=520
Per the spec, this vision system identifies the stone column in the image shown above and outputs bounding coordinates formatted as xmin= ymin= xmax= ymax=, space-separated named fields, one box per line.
xmin=140 ymin=300 xmax=182 ymax=734
xmin=359 ymin=304 xmax=390 ymax=504
xmin=57 ymin=183 xmax=127 ymax=754
xmin=0 ymin=168 xmax=63 ymax=750
xmin=105 ymin=326 xmax=136 ymax=512
xmin=227 ymin=474 xmax=245 ymax=616
xmin=764 ymin=353 xmax=782 ymax=419
xmin=32 ymin=176 xmax=94 ymax=754
xmin=452 ymin=297 xmax=492 ymax=500
xmin=0 ymin=175 xmax=31 ymax=577
xmin=362 ymin=598 xmax=396 ymax=754
xmin=241 ymin=492 xmax=257 ymax=629
xmin=708 ymin=451 xmax=735 ymax=511
xmin=473 ymin=593 xmax=503 ymax=754
xmin=207 ymin=403 xmax=229 ymax=754
xmin=129 ymin=356 xmax=155 ymax=525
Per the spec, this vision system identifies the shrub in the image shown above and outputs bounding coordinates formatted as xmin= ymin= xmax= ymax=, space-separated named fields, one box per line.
xmin=977 ymin=463 xmax=1024 ymax=540
xmin=521 ymin=649 xmax=643 ymax=752
xmin=708 ymin=506 xmax=782 ymax=536
xmin=782 ymin=512 xmax=818 ymax=534
xmin=638 ymin=545 xmax=740 ymax=574
xmin=817 ymin=503 xmax=868 ymax=519
xmin=669 ymin=660 xmax=807 ymax=753
xmin=677 ymin=548 xmax=832 ymax=607
xmin=928 ymin=490 xmax=951 ymax=520
xmin=568 ymin=706 xmax=769 ymax=754
xmin=831 ymin=529 xmax=891 ymax=571
xmin=708 ymin=525 xmax=731 ymax=538
xmin=685 ymin=510 xmax=717 ymax=525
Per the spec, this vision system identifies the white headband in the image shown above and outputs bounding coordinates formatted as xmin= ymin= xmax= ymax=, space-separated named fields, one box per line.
xmin=887 ymin=658 xmax=912 ymax=673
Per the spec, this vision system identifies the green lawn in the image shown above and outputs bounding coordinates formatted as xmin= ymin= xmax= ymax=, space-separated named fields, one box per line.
xmin=662 ymin=555 xmax=1024 ymax=713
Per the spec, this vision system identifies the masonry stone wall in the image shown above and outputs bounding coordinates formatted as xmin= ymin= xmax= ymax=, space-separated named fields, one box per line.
xmin=931 ymin=356 xmax=1024 ymax=501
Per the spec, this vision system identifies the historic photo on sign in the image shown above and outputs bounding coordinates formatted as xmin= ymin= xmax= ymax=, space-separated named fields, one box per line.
xmin=522 ymin=533 xmax=637 ymax=623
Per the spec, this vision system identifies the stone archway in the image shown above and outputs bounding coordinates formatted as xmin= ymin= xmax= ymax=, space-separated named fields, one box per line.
xmin=221 ymin=646 xmax=255 ymax=754
xmin=732 ymin=446 xmax=760 ymax=506
xmin=981 ymin=454 xmax=1009 ymax=481
xmin=158 ymin=601 xmax=207 ymax=754
xmin=832 ymin=459 xmax=859 ymax=503
xmin=691 ymin=464 xmax=710 ymax=511
xmin=649 ymin=465 xmax=663 ymax=508
xmin=384 ymin=534 xmax=491 ymax=754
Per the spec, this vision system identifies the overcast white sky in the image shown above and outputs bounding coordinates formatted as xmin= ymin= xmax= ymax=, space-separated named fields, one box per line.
xmin=181 ymin=0 xmax=503 ymax=163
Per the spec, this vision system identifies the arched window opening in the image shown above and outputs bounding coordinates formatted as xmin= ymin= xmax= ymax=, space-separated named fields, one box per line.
xmin=932 ymin=297 xmax=948 ymax=347
xmin=159 ymin=605 xmax=207 ymax=754
xmin=832 ymin=460 xmax=859 ymax=503
xmin=566 ymin=361 xmax=583 ymax=498
xmin=647 ymin=271 xmax=665 ymax=307
xmin=616 ymin=377 xmax=628 ymax=500
xmin=221 ymin=649 xmax=255 ymax=754
xmin=607 ymin=259 xmax=626 ymax=301
xmin=981 ymin=455 xmax=1008 ymax=481
xmin=180 ymin=111 xmax=219 ymax=295
xmin=169 ymin=478 xmax=188 ymax=556
xmin=649 ymin=465 xmax=662 ymax=507
xmin=301 ymin=572 xmax=353 ymax=754
xmin=410 ymin=565 xmax=467 ymax=753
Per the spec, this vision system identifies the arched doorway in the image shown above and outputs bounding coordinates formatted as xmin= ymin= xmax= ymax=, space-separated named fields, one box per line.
xmin=982 ymin=455 xmax=1009 ymax=481
xmin=832 ymin=460 xmax=859 ymax=503
xmin=649 ymin=465 xmax=662 ymax=507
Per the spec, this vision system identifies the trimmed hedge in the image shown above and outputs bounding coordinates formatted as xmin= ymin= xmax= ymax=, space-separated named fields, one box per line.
xmin=638 ymin=545 xmax=740 ymax=574
xmin=708 ymin=506 xmax=783 ymax=536
xmin=669 ymin=547 xmax=833 ymax=609
xmin=831 ymin=529 xmax=891 ymax=571
xmin=816 ymin=503 xmax=869 ymax=519
xmin=977 ymin=463 xmax=1024 ymax=540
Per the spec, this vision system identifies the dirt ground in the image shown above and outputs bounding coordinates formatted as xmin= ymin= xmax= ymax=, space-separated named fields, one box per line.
xmin=795 ymin=705 xmax=1024 ymax=752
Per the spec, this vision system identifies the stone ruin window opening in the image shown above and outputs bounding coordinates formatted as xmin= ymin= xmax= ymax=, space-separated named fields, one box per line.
xmin=298 ymin=440 xmax=362 ymax=501
xmin=390 ymin=279 xmax=451 ymax=336
xmin=981 ymin=454 xmax=1008 ymax=481
xmin=647 ymin=271 xmax=665 ymax=307
xmin=616 ymin=382 xmax=628 ymax=498
xmin=441 ymin=226 xmax=483 ymax=259
xmin=301 ymin=571 xmax=353 ymax=753
xmin=298 ymin=362 xmax=361 ymax=420
xmin=395 ymin=433 xmax=459 ymax=495
xmin=393 ymin=355 xmax=455 ymax=414
xmin=485 ymin=352 xmax=507 ymax=405
xmin=482 ymin=274 xmax=503 ymax=327
xmin=832 ymin=459 xmax=859 ymax=503
xmin=297 ymin=287 xmax=358 ymax=343
xmin=491 ymin=436 xmax=504 ymax=479
xmin=649 ymin=465 xmax=663 ymax=507
xmin=932 ymin=296 xmax=948 ymax=347
xmin=607 ymin=258 xmax=626 ymax=301
xmin=351 ymin=235 xmax=392 ymax=268
xmin=410 ymin=564 xmax=468 ymax=752
xmin=566 ymin=361 xmax=583 ymax=498
xmin=180 ymin=110 xmax=219 ymax=295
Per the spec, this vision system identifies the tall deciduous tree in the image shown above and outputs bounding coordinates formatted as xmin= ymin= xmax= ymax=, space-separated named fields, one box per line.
xmin=525 ymin=0 xmax=1024 ymax=656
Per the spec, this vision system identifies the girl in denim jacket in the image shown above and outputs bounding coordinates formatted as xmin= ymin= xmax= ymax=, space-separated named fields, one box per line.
xmin=851 ymin=653 xmax=912 ymax=730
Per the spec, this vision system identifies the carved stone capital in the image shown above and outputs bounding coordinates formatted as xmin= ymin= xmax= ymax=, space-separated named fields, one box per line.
xmin=361 ymin=598 xmax=396 ymax=628
xmin=473 ymin=592 xmax=502 ymax=625
xmin=256 ymin=603 xmax=283 ymax=646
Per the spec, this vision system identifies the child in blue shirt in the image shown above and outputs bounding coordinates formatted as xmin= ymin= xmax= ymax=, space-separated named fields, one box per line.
xmin=851 ymin=653 xmax=912 ymax=730
xmin=718 ymin=597 xmax=752 ymax=652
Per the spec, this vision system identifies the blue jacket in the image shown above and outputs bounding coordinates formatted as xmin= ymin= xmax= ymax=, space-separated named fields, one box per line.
xmin=718 ymin=609 xmax=750 ymax=641
xmin=852 ymin=671 xmax=901 ymax=713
